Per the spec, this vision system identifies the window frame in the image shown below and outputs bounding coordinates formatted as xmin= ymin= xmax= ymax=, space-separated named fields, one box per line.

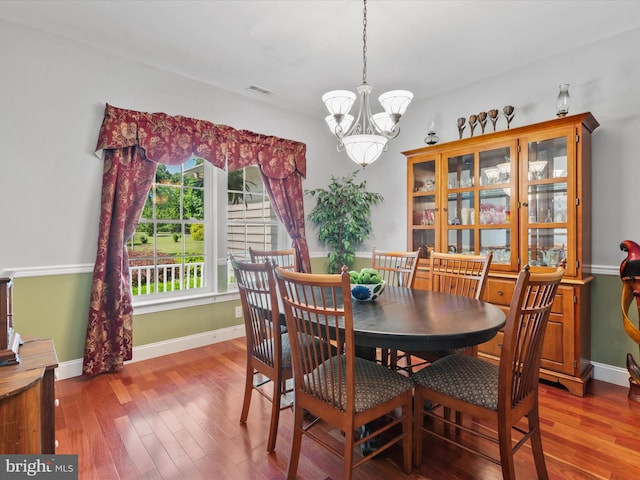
xmin=131 ymin=163 xmax=286 ymax=314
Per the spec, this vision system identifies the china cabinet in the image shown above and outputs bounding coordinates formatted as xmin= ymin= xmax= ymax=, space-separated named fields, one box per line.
xmin=404 ymin=112 xmax=599 ymax=396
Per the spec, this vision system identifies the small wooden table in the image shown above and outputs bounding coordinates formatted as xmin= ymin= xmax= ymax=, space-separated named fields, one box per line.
xmin=0 ymin=338 xmax=58 ymax=453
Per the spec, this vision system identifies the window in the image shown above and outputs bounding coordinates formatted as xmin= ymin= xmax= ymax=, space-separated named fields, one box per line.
xmin=226 ymin=166 xmax=284 ymax=290
xmin=128 ymin=158 xmax=208 ymax=297
xmin=128 ymin=162 xmax=283 ymax=299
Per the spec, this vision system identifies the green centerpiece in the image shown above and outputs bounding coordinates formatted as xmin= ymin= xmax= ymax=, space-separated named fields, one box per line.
xmin=349 ymin=267 xmax=386 ymax=301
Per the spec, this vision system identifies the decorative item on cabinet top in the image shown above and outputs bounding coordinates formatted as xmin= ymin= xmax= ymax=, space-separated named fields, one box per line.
xmin=557 ymin=84 xmax=571 ymax=117
xmin=424 ymin=115 xmax=440 ymax=145
xmin=454 ymin=106 xmax=516 ymax=140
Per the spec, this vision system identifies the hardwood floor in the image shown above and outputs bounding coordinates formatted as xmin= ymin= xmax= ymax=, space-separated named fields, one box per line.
xmin=54 ymin=338 xmax=640 ymax=479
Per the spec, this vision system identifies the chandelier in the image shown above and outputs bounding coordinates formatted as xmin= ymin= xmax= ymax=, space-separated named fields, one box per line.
xmin=322 ymin=0 xmax=413 ymax=167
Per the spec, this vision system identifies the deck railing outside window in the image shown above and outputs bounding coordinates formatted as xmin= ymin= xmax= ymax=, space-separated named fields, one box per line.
xmin=130 ymin=261 xmax=205 ymax=296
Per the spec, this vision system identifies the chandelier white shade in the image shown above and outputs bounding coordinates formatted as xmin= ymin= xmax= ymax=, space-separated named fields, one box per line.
xmin=322 ymin=90 xmax=356 ymax=117
xmin=378 ymin=90 xmax=414 ymax=119
xmin=342 ymin=134 xmax=388 ymax=167
xmin=322 ymin=0 xmax=413 ymax=167
xmin=325 ymin=114 xmax=354 ymax=136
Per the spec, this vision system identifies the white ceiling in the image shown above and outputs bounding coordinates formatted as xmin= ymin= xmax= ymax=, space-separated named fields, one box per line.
xmin=2 ymin=0 xmax=640 ymax=117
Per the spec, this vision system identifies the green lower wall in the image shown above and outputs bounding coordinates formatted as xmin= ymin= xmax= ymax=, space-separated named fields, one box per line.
xmin=11 ymin=258 xmax=640 ymax=371
xmin=590 ymin=274 xmax=640 ymax=366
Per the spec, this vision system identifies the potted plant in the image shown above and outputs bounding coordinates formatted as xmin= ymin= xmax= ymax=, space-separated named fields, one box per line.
xmin=306 ymin=171 xmax=383 ymax=273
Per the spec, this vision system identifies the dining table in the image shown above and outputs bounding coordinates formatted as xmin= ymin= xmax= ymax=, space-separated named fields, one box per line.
xmin=349 ymin=285 xmax=506 ymax=357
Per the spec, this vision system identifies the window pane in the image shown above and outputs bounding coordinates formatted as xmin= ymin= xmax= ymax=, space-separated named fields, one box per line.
xmin=528 ymin=137 xmax=567 ymax=181
xmin=528 ymin=228 xmax=567 ymax=267
xmin=155 ymin=185 xmax=180 ymax=219
xmin=447 ymin=191 xmax=474 ymax=225
xmin=479 ymin=146 xmax=510 ymax=186
xmin=225 ymin=166 xmax=283 ymax=290
xmin=184 ymin=187 xmax=204 ymax=220
xmin=447 ymin=229 xmax=474 ymax=254
xmin=479 ymin=189 xmax=510 ymax=225
xmin=480 ymin=229 xmax=511 ymax=264
xmin=448 ymin=153 xmax=474 ymax=189
xmin=130 ymin=160 xmax=207 ymax=297
xmin=527 ymin=183 xmax=567 ymax=223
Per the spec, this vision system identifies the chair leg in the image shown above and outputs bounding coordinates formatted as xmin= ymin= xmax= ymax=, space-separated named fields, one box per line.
xmin=401 ymin=395 xmax=413 ymax=473
xmin=379 ymin=348 xmax=390 ymax=366
xmin=497 ymin=422 xmax=517 ymax=480
xmin=528 ymin=407 xmax=549 ymax=480
xmin=343 ymin=425 xmax=355 ymax=480
xmin=286 ymin=405 xmax=304 ymax=480
xmin=240 ymin=363 xmax=253 ymax=424
xmin=413 ymin=388 xmax=425 ymax=467
xmin=266 ymin=371 xmax=282 ymax=453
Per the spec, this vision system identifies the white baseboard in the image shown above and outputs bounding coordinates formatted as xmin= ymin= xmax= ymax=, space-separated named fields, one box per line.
xmin=591 ymin=360 xmax=631 ymax=387
xmin=56 ymin=330 xmax=631 ymax=389
xmin=55 ymin=325 xmax=245 ymax=380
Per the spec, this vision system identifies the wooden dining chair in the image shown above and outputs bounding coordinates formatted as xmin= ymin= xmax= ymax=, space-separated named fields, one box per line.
xmin=370 ymin=247 xmax=420 ymax=370
xmin=371 ymin=247 xmax=420 ymax=288
xmin=412 ymin=264 xmax=565 ymax=480
xmin=231 ymin=257 xmax=293 ymax=453
xmin=406 ymin=251 xmax=493 ymax=368
xmin=249 ymin=247 xmax=297 ymax=271
xmin=274 ymin=266 xmax=414 ymax=480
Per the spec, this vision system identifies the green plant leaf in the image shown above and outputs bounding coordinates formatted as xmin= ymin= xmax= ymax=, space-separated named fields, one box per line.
xmin=305 ymin=171 xmax=383 ymax=273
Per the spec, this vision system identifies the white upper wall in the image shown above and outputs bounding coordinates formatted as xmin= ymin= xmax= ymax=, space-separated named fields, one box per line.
xmin=1 ymin=19 xmax=639 ymax=272
xmin=0 ymin=19 xmax=342 ymax=271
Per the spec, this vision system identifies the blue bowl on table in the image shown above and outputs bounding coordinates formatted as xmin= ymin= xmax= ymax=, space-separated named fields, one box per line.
xmin=350 ymin=281 xmax=386 ymax=301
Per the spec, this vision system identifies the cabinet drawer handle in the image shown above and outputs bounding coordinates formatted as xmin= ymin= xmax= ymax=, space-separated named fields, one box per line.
xmin=497 ymin=290 xmax=504 ymax=295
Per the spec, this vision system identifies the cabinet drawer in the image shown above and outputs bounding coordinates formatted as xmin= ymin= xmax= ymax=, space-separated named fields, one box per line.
xmin=479 ymin=331 xmax=504 ymax=357
xmin=486 ymin=279 xmax=572 ymax=313
xmin=484 ymin=279 xmax=515 ymax=306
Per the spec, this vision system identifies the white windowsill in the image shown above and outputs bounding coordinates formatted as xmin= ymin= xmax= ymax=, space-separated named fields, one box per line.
xmin=132 ymin=289 xmax=240 ymax=315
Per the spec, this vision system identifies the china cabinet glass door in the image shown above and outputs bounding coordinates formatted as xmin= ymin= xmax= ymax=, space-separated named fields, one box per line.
xmin=445 ymin=152 xmax=475 ymax=255
xmin=444 ymin=142 xmax=517 ymax=271
xmin=410 ymin=156 xmax=439 ymax=257
xmin=520 ymin=128 xmax=576 ymax=276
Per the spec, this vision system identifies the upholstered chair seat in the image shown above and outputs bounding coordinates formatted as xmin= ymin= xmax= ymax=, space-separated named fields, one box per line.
xmin=412 ymin=353 xmax=499 ymax=410
xmin=309 ymin=355 xmax=414 ymax=412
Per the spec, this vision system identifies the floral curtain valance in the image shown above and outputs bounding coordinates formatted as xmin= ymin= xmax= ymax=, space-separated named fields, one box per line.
xmin=95 ymin=103 xmax=306 ymax=177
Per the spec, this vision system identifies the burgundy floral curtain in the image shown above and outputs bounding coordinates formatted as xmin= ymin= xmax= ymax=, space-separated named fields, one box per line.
xmin=224 ymin=131 xmax=311 ymax=273
xmin=84 ymin=104 xmax=309 ymax=376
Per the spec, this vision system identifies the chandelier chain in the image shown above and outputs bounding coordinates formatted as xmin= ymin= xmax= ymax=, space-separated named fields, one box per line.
xmin=362 ymin=0 xmax=368 ymax=85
